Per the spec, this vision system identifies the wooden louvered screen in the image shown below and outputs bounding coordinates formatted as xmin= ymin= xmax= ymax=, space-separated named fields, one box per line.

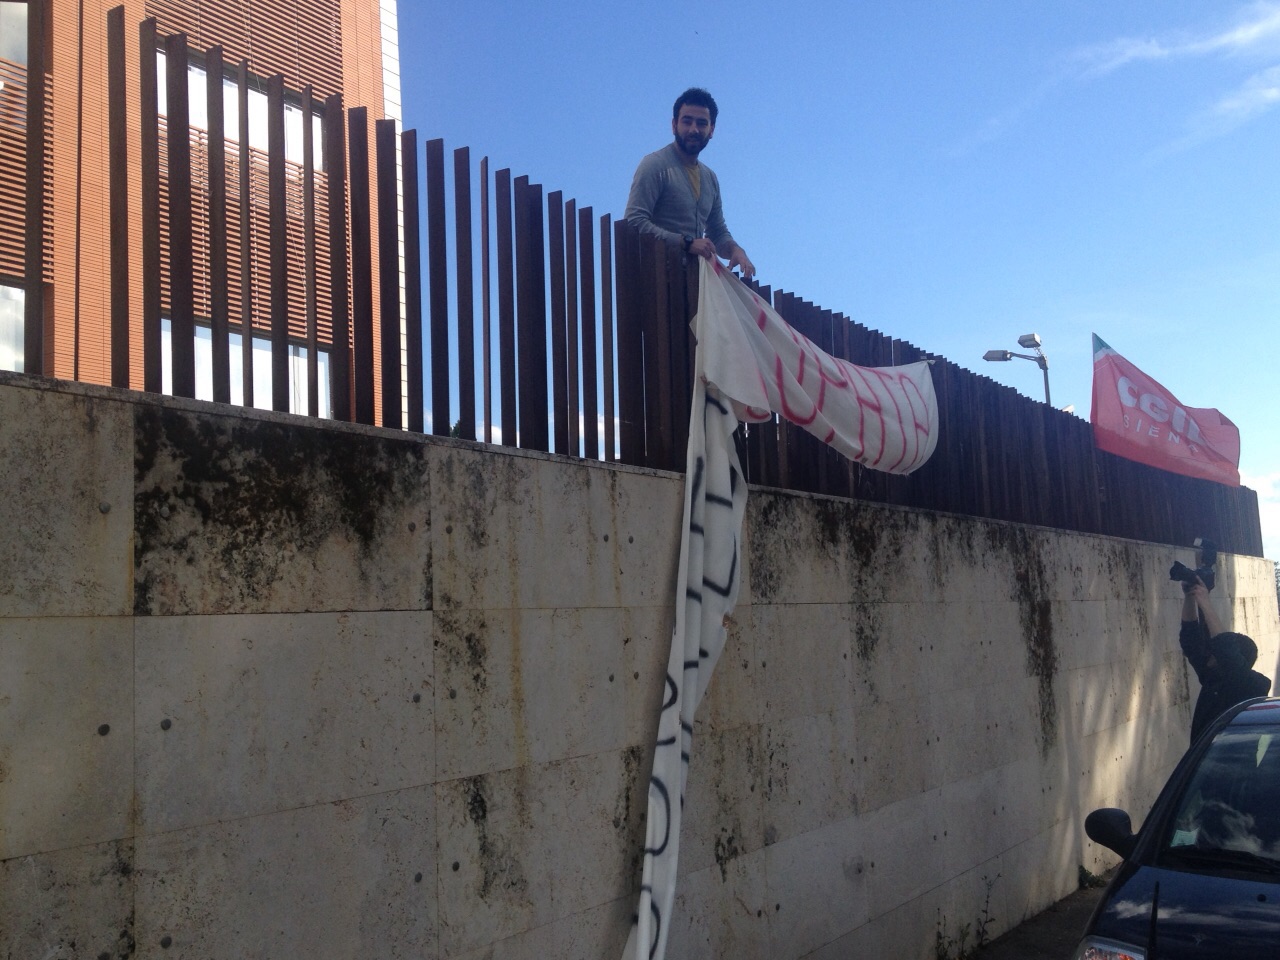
xmin=0 ymin=57 xmax=52 ymax=283
xmin=145 ymin=0 xmax=343 ymax=100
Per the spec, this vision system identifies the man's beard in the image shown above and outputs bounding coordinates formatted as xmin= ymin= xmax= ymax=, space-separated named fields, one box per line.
xmin=675 ymin=133 xmax=706 ymax=157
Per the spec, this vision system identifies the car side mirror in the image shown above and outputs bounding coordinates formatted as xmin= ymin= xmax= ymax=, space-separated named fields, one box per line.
xmin=1085 ymin=808 xmax=1137 ymax=859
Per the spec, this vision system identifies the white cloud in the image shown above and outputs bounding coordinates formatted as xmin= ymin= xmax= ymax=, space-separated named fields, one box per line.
xmin=1073 ymin=3 xmax=1280 ymax=77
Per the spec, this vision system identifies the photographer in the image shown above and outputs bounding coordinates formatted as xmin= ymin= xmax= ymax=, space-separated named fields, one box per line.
xmin=1180 ymin=577 xmax=1271 ymax=743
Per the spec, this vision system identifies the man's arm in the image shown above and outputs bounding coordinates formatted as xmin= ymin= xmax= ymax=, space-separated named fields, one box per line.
xmin=1190 ymin=580 xmax=1226 ymax=638
xmin=1180 ymin=580 xmax=1211 ymax=681
xmin=624 ymin=156 xmax=682 ymax=245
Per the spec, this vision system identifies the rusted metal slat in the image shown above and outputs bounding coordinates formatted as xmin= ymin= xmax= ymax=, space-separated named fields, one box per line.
xmin=481 ymin=156 xmax=492 ymax=442
xmin=565 ymin=199 xmax=580 ymax=455
xmin=667 ymin=244 xmax=692 ymax=469
xmin=166 ymin=35 xmax=196 ymax=398
xmin=614 ymin=220 xmax=645 ymax=465
xmin=403 ymin=130 xmax=424 ymax=433
xmin=23 ymin=0 xmax=46 ymax=374
xmin=375 ymin=118 xmax=401 ymax=429
xmin=425 ymin=137 xmax=449 ymax=435
xmin=495 ymin=168 xmax=516 ymax=446
xmin=579 ymin=206 xmax=598 ymax=461
xmin=301 ymin=85 xmax=317 ymax=416
xmin=515 ymin=176 xmax=548 ymax=451
xmin=208 ymin=46 xmax=230 ymax=404
xmin=642 ymin=235 xmax=672 ymax=469
xmin=237 ymin=62 xmax=254 ymax=407
xmin=600 ymin=213 xmax=615 ymax=462
xmin=547 ymin=191 xmax=569 ymax=454
xmin=453 ymin=146 xmax=475 ymax=440
xmin=107 ymin=6 xmax=129 ymax=388
xmin=266 ymin=75 xmax=289 ymax=412
xmin=324 ymin=93 xmax=350 ymax=422
xmin=347 ymin=106 xmax=375 ymax=425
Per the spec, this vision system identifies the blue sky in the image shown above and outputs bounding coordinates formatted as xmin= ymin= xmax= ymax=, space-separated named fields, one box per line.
xmin=398 ymin=1 xmax=1280 ymax=559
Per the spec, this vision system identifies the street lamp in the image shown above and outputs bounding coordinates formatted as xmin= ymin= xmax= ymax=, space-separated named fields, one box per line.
xmin=983 ymin=333 xmax=1050 ymax=405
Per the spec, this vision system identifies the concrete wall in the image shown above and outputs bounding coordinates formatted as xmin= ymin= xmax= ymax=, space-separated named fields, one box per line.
xmin=2 ymin=371 xmax=1277 ymax=960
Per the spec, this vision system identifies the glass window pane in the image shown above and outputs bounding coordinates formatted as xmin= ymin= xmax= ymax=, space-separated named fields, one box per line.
xmin=0 ymin=2 xmax=27 ymax=64
xmin=0 ymin=283 xmax=24 ymax=372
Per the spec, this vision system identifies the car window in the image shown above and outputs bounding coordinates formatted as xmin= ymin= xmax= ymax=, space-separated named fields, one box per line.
xmin=1163 ymin=729 xmax=1280 ymax=864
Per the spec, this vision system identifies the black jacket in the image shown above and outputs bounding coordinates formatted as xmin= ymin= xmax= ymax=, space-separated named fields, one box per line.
xmin=1181 ymin=619 xmax=1271 ymax=743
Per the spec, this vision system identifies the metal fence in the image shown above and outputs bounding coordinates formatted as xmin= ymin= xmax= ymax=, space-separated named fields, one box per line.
xmin=13 ymin=7 xmax=1265 ymax=557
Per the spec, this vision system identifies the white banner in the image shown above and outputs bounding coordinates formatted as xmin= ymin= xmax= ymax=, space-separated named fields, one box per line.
xmin=624 ymin=260 xmax=938 ymax=960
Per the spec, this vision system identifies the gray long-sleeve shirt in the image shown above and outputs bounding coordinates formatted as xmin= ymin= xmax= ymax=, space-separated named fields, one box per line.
xmin=624 ymin=142 xmax=738 ymax=256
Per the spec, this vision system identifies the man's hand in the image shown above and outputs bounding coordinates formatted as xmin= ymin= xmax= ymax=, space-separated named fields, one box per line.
xmin=728 ymin=246 xmax=755 ymax=279
xmin=688 ymin=237 xmax=716 ymax=260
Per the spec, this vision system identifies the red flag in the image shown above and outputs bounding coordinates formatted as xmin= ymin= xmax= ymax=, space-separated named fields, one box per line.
xmin=1091 ymin=334 xmax=1240 ymax=486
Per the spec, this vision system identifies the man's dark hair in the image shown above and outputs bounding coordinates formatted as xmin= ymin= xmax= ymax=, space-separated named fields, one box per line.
xmin=673 ymin=87 xmax=718 ymax=125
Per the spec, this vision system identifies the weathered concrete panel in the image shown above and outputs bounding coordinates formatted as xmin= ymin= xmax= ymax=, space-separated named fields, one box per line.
xmin=0 ymin=839 xmax=135 ymax=958
xmin=762 ymin=816 xmax=869 ymax=959
xmin=0 ymin=617 xmax=133 ymax=861
xmin=433 ymin=606 xmax=668 ymax=781
xmin=135 ymin=611 xmax=433 ymax=834
xmin=666 ymin=852 xmax=771 ymax=960
xmin=759 ymin=710 xmax=859 ymax=846
xmin=680 ymin=722 xmax=767 ymax=881
xmin=133 ymin=405 xmax=432 ymax=615
xmin=430 ymin=447 xmax=682 ymax=613
xmin=433 ymin=750 xmax=647 ymax=958
xmin=0 ymin=379 xmax=133 ymax=617
xmin=134 ymin=786 xmax=436 ymax=959
xmin=443 ymin=897 xmax=632 ymax=960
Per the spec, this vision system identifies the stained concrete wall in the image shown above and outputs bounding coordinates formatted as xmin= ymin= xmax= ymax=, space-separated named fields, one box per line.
xmin=2 ymin=371 xmax=1277 ymax=960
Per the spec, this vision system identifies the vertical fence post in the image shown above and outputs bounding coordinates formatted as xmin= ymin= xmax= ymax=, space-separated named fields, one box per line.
xmin=403 ymin=130 xmax=424 ymax=433
xmin=375 ymin=118 xmax=401 ymax=429
xmin=266 ymin=75 xmax=289 ymax=412
xmin=514 ymin=176 xmax=548 ymax=451
xmin=547 ymin=191 xmax=569 ymax=455
xmin=166 ymin=34 xmax=196 ymax=398
xmin=565 ymin=199 xmax=580 ymax=455
xmin=614 ymin=219 xmax=645 ymax=465
xmin=23 ymin=0 xmax=47 ymax=375
xmin=600 ymin=213 xmax=615 ymax=462
xmin=107 ymin=6 xmax=130 ymax=388
xmin=208 ymin=45 xmax=230 ymax=404
xmin=324 ymin=93 xmax=350 ymax=421
xmin=579 ymin=206 xmax=598 ymax=461
xmin=495 ymin=169 xmax=516 ymax=446
xmin=454 ymin=146 xmax=475 ymax=440
xmin=302 ymin=86 xmax=318 ymax=417
xmin=347 ymin=107 xmax=375 ymax=425
xmin=425 ymin=138 xmax=449 ymax=435
xmin=236 ymin=61 xmax=254 ymax=407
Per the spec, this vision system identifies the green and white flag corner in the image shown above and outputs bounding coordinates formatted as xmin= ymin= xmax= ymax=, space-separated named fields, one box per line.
xmin=624 ymin=259 xmax=938 ymax=960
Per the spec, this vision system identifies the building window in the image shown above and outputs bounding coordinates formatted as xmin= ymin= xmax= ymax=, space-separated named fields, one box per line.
xmin=161 ymin=319 xmax=331 ymax=418
xmin=156 ymin=52 xmax=324 ymax=168
xmin=0 ymin=2 xmax=26 ymax=66
xmin=0 ymin=282 xmax=22 ymax=372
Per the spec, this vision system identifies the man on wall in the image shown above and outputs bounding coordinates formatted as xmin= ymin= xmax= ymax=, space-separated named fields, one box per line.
xmin=1181 ymin=575 xmax=1271 ymax=743
xmin=625 ymin=87 xmax=756 ymax=279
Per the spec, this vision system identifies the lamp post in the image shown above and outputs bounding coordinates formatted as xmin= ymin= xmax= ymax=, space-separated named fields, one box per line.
xmin=983 ymin=333 xmax=1050 ymax=405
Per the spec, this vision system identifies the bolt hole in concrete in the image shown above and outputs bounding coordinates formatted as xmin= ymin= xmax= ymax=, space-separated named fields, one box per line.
xmin=160 ymin=935 xmax=172 ymax=948
xmin=97 ymin=724 xmax=110 ymax=736
xmin=161 ymin=719 xmax=172 ymax=730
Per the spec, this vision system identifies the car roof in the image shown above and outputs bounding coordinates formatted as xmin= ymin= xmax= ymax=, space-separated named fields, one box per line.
xmin=1223 ymin=697 xmax=1280 ymax=728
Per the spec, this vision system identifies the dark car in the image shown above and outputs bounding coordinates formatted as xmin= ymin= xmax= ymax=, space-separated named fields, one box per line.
xmin=1075 ymin=698 xmax=1280 ymax=959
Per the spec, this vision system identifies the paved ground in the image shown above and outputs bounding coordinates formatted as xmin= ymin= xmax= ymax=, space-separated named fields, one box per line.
xmin=971 ymin=880 xmax=1109 ymax=960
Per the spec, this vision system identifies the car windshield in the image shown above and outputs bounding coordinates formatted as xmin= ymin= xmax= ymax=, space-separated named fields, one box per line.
xmin=1161 ymin=728 xmax=1280 ymax=872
